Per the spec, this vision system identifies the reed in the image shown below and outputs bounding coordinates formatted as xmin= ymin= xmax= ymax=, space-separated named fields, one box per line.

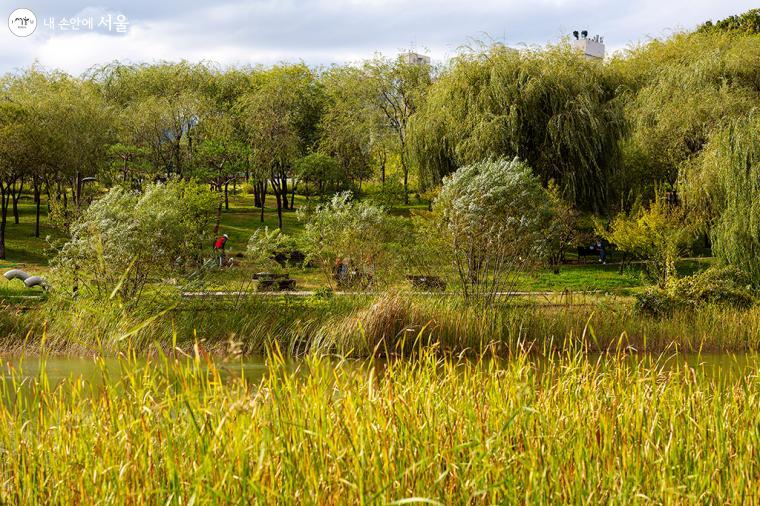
xmin=0 ymin=347 xmax=757 ymax=503
xmin=5 ymin=292 xmax=760 ymax=356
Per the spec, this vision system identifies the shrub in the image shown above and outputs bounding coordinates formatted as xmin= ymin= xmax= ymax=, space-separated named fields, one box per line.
xmin=635 ymin=266 xmax=756 ymax=317
xmin=599 ymin=193 xmax=695 ymax=287
xmin=245 ymin=227 xmax=293 ymax=273
xmin=435 ymin=157 xmax=554 ymax=303
xmin=299 ymin=192 xmax=406 ymax=288
xmin=670 ymin=265 xmax=755 ymax=308
xmin=634 ymin=288 xmax=681 ymax=318
xmin=51 ymin=180 xmax=218 ymax=302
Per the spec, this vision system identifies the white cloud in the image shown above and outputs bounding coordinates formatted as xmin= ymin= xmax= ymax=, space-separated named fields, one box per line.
xmin=1 ymin=0 xmax=757 ymax=75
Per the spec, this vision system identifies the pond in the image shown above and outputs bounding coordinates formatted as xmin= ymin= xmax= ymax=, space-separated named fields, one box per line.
xmin=1 ymin=352 xmax=757 ymax=396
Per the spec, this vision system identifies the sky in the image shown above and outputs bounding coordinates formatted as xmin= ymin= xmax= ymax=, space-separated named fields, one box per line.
xmin=1 ymin=0 xmax=757 ymax=75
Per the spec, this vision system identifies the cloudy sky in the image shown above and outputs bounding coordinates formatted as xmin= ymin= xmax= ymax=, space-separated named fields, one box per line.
xmin=1 ymin=0 xmax=757 ymax=74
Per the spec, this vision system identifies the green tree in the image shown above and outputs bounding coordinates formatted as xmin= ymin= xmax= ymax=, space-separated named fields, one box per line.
xmin=192 ymin=114 xmax=249 ymax=232
xmin=699 ymin=8 xmax=760 ymax=34
xmin=616 ymin=30 xmax=759 ymax=194
xmin=435 ymin=157 xmax=555 ymax=303
xmin=91 ymin=62 xmax=215 ymax=177
xmin=240 ymin=65 xmax=323 ymax=229
xmin=294 ymin=152 xmax=340 ymax=199
xmin=299 ymin=192 xmax=404 ymax=289
xmin=364 ymin=55 xmax=431 ymax=203
xmin=682 ymin=113 xmax=760 ymax=284
xmin=410 ymin=44 xmax=625 ymax=212
xmin=319 ymin=66 xmax=378 ymax=191
xmin=598 ymin=194 xmax=694 ymax=287
xmin=52 ymin=180 xmax=217 ymax=302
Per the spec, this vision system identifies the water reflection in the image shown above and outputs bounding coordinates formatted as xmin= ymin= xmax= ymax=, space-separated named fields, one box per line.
xmin=1 ymin=352 xmax=757 ymax=397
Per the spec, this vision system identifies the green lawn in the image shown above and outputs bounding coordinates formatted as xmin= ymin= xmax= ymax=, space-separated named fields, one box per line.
xmin=0 ymin=190 xmax=713 ymax=296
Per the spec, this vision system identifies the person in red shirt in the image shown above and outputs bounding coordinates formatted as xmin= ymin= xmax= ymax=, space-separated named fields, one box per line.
xmin=214 ymin=234 xmax=229 ymax=266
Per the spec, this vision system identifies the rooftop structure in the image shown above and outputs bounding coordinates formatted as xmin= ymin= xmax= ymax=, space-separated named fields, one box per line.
xmin=400 ymin=52 xmax=431 ymax=66
xmin=572 ymin=30 xmax=605 ymax=60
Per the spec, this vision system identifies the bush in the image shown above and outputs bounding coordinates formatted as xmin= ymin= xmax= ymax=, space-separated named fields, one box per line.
xmin=435 ymin=157 xmax=555 ymax=302
xmin=298 ymin=192 xmax=406 ymax=288
xmin=246 ymin=227 xmax=293 ymax=273
xmin=51 ymin=180 xmax=218 ymax=302
xmin=633 ymin=288 xmax=681 ymax=318
xmin=599 ymin=193 xmax=695 ymax=287
xmin=671 ymin=265 xmax=755 ymax=308
xmin=635 ymin=266 xmax=756 ymax=317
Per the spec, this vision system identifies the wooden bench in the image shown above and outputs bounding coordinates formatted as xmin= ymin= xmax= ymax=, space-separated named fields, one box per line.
xmin=406 ymin=275 xmax=446 ymax=291
xmin=253 ymin=272 xmax=297 ymax=292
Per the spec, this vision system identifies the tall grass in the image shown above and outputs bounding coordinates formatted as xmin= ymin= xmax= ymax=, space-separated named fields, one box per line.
xmin=4 ymin=292 xmax=760 ymax=356
xmin=0 ymin=348 xmax=757 ymax=502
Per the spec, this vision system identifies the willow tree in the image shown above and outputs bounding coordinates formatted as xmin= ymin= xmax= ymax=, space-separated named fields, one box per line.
xmin=90 ymin=62 xmax=216 ymax=177
xmin=1 ymin=69 xmax=114 ymax=239
xmin=616 ymin=29 xmax=760 ymax=195
xmin=0 ymin=98 xmax=28 ymax=258
xmin=409 ymin=43 xmax=625 ymax=212
xmin=318 ymin=66 xmax=375 ymax=191
xmin=682 ymin=113 xmax=760 ymax=284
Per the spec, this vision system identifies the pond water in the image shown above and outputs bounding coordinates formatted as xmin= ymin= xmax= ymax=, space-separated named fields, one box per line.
xmin=1 ymin=352 xmax=757 ymax=394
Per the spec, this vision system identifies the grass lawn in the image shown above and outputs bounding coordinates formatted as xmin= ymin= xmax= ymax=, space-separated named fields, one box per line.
xmin=0 ymin=190 xmax=714 ymax=297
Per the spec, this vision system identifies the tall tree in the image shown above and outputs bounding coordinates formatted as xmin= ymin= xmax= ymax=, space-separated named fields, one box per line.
xmin=365 ymin=56 xmax=431 ymax=204
xmin=240 ymin=65 xmax=323 ymax=229
xmin=409 ymin=44 xmax=625 ymax=212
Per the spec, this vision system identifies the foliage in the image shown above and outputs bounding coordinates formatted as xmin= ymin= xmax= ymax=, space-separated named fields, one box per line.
xmin=367 ymin=177 xmax=405 ymax=207
xmin=318 ymin=66 xmax=376 ymax=187
xmin=682 ymin=113 xmax=760 ymax=284
xmin=398 ymin=210 xmax=451 ymax=278
xmin=363 ymin=55 xmax=432 ymax=203
xmin=615 ymin=29 xmax=760 ymax=194
xmin=545 ymin=180 xmax=578 ymax=269
xmin=51 ymin=180 xmax=217 ymax=302
xmin=294 ymin=152 xmax=341 ymax=198
xmin=239 ymin=64 xmax=324 ymax=228
xmin=410 ymin=44 xmax=626 ymax=211
xmin=698 ymin=8 xmax=760 ymax=34
xmin=245 ymin=227 xmax=292 ymax=273
xmin=435 ymin=157 xmax=554 ymax=302
xmin=599 ymin=194 xmax=694 ymax=286
xmin=299 ymin=192 xmax=405 ymax=288
xmin=635 ymin=266 xmax=755 ymax=317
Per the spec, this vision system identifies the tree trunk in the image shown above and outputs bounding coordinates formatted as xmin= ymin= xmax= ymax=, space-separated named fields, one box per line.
xmin=173 ymin=142 xmax=182 ymax=177
xmin=213 ymin=200 xmax=222 ymax=235
xmin=280 ymin=172 xmax=289 ymax=210
xmin=402 ymin=164 xmax=409 ymax=205
xmin=13 ymin=179 xmax=24 ymax=224
xmin=224 ymin=181 xmax=230 ymax=210
xmin=400 ymin=140 xmax=409 ymax=204
xmin=380 ymin=151 xmax=386 ymax=185
xmin=12 ymin=189 xmax=19 ymax=225
xmin=260 ymin=182 xmax=267 ymax=223
xmin=275 ymin=192 xmax=283 ymax=230
xmin=0 ymin=185 xmax=9 ymax=259
xmin=34 ymin=182 xmax=41 ymax=238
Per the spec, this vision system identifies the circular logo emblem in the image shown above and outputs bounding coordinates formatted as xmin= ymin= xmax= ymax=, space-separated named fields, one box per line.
xmin=8 ymin=8 xmax=36 ymax=37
